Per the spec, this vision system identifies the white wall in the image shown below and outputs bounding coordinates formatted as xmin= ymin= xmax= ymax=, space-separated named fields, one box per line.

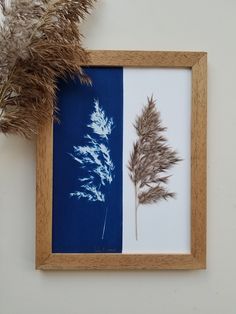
xmin=1 ymin=0 xmax=236 ymax=313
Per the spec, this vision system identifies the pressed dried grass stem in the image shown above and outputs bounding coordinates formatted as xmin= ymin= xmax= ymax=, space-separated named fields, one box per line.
xmin=135 ymin=183 xmax=139 ymax=241
xmin=128 ymin=97 xmax=182 ymax=240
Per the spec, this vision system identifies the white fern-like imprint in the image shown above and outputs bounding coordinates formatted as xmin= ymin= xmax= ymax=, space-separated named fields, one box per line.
xmin=70 ymin=99 xmax=115 ymax=239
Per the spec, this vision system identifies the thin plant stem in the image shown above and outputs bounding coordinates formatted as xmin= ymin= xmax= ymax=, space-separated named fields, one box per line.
xmin=102 ymin=206 xmax=108 ymax=240
xmin=135 ymin=183 xmax=139 ymax=241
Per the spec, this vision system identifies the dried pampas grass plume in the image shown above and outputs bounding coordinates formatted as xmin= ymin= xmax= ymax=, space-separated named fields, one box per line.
xmin=128 ymin=96 xmax=182 ymax=240
xmin=0 ymin=0 xmax=96 ymax=138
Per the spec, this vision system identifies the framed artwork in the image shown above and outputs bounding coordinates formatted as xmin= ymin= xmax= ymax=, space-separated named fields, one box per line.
xmin=36 ymin=50 xmax=207 ymax=270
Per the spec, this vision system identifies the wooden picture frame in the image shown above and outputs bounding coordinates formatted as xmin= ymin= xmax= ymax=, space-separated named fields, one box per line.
xmin=36 ymin=50 xmax=207 ymax=270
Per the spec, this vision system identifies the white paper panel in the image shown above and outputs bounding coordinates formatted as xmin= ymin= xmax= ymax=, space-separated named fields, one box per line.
xmin=122 ymin=68 xmax=191 ymax=253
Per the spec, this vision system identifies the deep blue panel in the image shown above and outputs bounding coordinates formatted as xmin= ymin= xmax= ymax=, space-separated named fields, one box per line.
xmin=52 ymin=67 xmax=123 ymax=253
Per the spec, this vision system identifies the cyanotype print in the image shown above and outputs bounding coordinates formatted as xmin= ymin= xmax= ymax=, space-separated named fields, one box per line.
xmin=53 ymin=67 xmax=123 ymax=253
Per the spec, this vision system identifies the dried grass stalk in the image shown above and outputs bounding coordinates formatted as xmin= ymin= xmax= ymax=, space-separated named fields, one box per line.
xmin=128 ymin=96 xmax=182 ymax=240
xmin=0 ymin=0 xmax=96 ymax=138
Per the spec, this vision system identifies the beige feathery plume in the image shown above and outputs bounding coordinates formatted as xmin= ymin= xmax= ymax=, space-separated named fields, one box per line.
xmin=0 ymin=0 xmax=96 ymax=138
xmin=128 ymin=96 xmax=182 ymax=240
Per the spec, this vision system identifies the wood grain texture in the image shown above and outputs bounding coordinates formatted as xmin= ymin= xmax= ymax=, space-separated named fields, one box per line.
xmin=36 ymin=50 xmax=207 ymax=270
xmin=83 ymin=50 xmax=206 ymax=68
xmin=191 ymin=54 xmax=207 ymax=268
xmin=36 ymin=119 xmax=53 ymax=269
xmin=38 ymin=254 xmax=203 ymax=270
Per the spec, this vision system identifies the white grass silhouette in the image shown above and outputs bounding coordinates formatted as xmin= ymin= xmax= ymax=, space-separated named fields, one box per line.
xmin=87 ymin=100 xmax=113 ymax=140
xmin=70 ymin=99 xmax=115 ymax=238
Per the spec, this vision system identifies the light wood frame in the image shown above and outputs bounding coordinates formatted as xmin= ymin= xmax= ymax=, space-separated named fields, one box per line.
xmin=36 ymin=50 xmax=207 ymax=270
